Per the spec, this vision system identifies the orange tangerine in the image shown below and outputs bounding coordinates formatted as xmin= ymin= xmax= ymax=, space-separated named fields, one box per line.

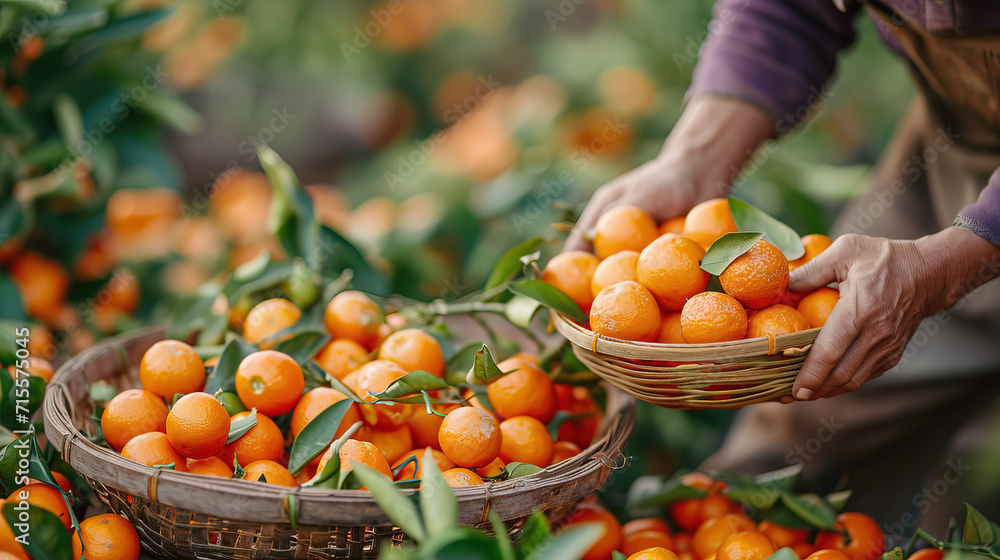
xmin=637 ymin=235 xmax=710 ymax=310
xmin=378 ymin=328 xmax=445 ymax=377
xmin=656 ymin=311 xmax=685 ymax=344
xmin=166 ymin=392 xmax=231 ymax=459
xmin=590 ymin=250 xmax=640 ymax=298
xmin=218 ymin=411 xmax=284 ymax=465
xmin=747 ymin=304 xmax=810 ymax=338
xmin=542 ymin=251 xmax=602 ymax=313
xmin=788 ymin=234 xmax=833 ymax=271
xmin=101 ymin=389 xmax=168 ymax=451
xmin=242 ymin=298 xmax=301 ymax=346
xmin=719 ymin=240 xmax=788 ymax=309
xmin=441 ymin=468 xmax=485 ymax=487
xmin=487 ymin=357 xmax=557 ymax=422
xmin=593 ymin=206 xmax=659 ymax=259
xmin=716 ymin=531 xmax=777 ymax=560
xmin=660 ymin=216 xmax=686 ymax=236
xmin=139 ymin=340 xmax=206 ymax=399
xmin=235 ymin=350 xmax=305 ymax=417
xmin=314 ymin=338 xmax=369 ymax=380
xmin=498 ymin=416 xmax=554 ymax=467
xmin=681 ymin=198 xmax=738 ymax=250
xmin=797 ymin=287 xmax=839 ymax=329
xmin=680 ymin=292 xmax=748 ymax=344
xmin=589 ymin=281 xmax=661 ymax=342
xmin=290 ymin=386 xmax=362 ymax=439
xmin=242 ymin=460 xmax=297 ymax=487
xmin=354 ymin=360 xmax=414 ymax=428
xmin=323 ymin=291 xmax=383 ymax=348
xmin=391 ymin=448 xmax=456 ymax=480
xmin=438 ymin=407 xmax=502 ymax=468
xmin=121 ymin=432 xmax=187 ymax=472
xmin=551 ymin=440 xmax=583 ymax=464
xmin=186 ymin=457 xmax=233 ymax=478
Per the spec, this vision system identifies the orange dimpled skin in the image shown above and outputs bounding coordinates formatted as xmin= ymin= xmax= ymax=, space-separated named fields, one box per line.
xmin=139 ymin=340 xmax=206 ymax=399
xmin=218 ymin=411 xmax=284 ymax=465
xmin=719 ymin=240 xmax=788 ymax=309
xmin=71 ymin=514 xmax=140 ymax=560
xmin=498 ymin=416 xmax=554 ymax=467
xmin=681 ymin=292 xmax=748 ymax=344
xmin=441 ymin=468 xmax=485 ymax=487
xmin=637 ymin=235 xmax=710 ymax=310
xmin=242 ymin=460 xmax=297 ymax=487
xmin=166 ymin=393 xmax=231 ymax=459
xmin=797 ymin=287 xmax=839 ymax=329
xmin=291 ymin=386 xmax=361 ymax=439
xmin=378 ymin=328 xmax=446 ymax=377
xmin=242 ymin=298 xmax=301 ymax=345
xmin=235 ymin=350 xmax=305 ymax=417
xmin=656 ymin=311 xmax=685 ymax=344
xmin=354 ymin=360 xmax=414 ymax=427
xmin=186 ymin=457 xmax=233 ymax=478
xmin=682 ymin=198 xmax=738 ymax=250
xmin=716 ymin=531 xmax=777 ymax=560
xmin=12 ymin=484 xmax=71 ymax=531
xmin=438 ymin=407 xmax=502 ymax=468
xmin=590 ymin=281 xmax=661 ymax=342
xmin=487 ymin=357 xmax=557 ymax=422
xmin=591 ymin=250 xmax=640 ymax=298
xmin=788 ymin=234 xmax=833 ymax=271
xmin=323 ymin=290 xmax=384 ymax=348
xmin=358 ymin=424 xmax=413 ymax=464
xmin=692 ymin=514 xmax=757 ymax=559
xmin=628 ymin=548 xmax=680 ymax=560
xmin=542 ymin=251 xmax=602 ymax=313
xmin=561 ymin=503 xmax=624 ymax=560
xmin=593 ymin=206 xmax=660 ymax=259
xmin=314 ymin=339 xmax=368 ymax=380
xmin=335 ymin=439 xmax=393 ymax=479
xmin=746 ymin=304 xmax=811 ymax=338
xmin=101 ymin=389 xmax=169 ymax=451
xmin=121 ymin=432 xmax=187 ymax=472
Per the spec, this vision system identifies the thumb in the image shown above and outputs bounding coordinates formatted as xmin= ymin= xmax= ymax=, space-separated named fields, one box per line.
xmin=788 ymin=244 xmax=843 ymax=293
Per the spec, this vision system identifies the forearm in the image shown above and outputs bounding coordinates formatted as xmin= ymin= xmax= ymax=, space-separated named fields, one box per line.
xmin=657 ymin=95 xmax=774 ymax=201
xmin=917 ymin=226 xmax=1000 ymax=312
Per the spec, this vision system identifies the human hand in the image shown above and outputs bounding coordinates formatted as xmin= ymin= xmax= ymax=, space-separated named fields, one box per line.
xmin=787 ymin=227 xmax=1000 ymax=400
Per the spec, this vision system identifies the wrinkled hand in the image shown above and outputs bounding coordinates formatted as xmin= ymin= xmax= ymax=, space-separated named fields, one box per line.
xmin=788 ymin=227 xmax=1000 ymax=400
xmin=564 ymin=157 xmax=701 ymax=252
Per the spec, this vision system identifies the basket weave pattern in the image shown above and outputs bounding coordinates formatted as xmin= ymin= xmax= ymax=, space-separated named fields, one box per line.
xmin=43 ymin=327 xmax=635 ymax=559
xmin=553 ymin=313 xmax=819 ymax=410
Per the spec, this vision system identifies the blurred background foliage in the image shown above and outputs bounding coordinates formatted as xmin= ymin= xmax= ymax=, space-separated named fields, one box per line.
xmin=10 ymin=0 xmax=970 ymax=520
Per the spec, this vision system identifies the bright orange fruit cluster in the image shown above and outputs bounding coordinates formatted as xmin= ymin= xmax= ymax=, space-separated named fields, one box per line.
xmin=109 ymin=291 xmax=604 ymax=489
xmin=544 ymin=200 xmax=838 ymax=344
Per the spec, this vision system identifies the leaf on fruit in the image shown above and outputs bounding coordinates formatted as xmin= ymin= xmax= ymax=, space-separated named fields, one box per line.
xmin=765 ymin=548 xmax=802 ymax=560
xmin=352 ymin=462 xmax=427 ymax=542
xmin=778 ymin=491 xmax=837 ymax=530
xmin=504 ymin=462 xmax=542 ymax=479
xmin=420 ymin=449 xmax=458 ymax=536
xmin=2 ymin=503 xmax=72 ymax=560
xmin=287 ymin=400 xmax=354 ymax=474
xmin=505 ymin=295 xmax=542 ymax=329
xmin=628 ymin=476 xmax=709 ymax=509
xmin=728 ymin=197 xmax=805 ymax=260
xmin=700 ymin=232 xmax=764 ymax=276
xmin=508 ymin=279 xmax=586 ymax=322
xmin=226 ymin=410 xmax=257 ymax=444
xmin=445 ymin=342 xmax=482 ymax=386
xmin=486 ymin=237 xmax=544 ymax=290
xmin=275 ymin=331 xmax=330 ymax=364
xmin=204 ymin=337 xmax=257 ymax=395
xmin=963 ymin=503 xmax=998 ymax=546
xmin=374 ymin=370 xmax=450 ymax=400
xmin=466 ymin=345 xmax=506 ymax=386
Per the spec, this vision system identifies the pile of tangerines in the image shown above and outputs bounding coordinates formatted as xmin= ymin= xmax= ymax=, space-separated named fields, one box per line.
xmin=559 ymin=473 xmax=912 ymax=560
xmin=104 ymin=290 xmax=603 ymax=488
xmin=542 ymin=199 xmax=838 ymax=344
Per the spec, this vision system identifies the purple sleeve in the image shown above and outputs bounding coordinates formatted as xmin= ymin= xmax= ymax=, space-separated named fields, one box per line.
xmin=955 ymin=169 xmax=1000 ymax=247
xmin=686 ymin=0 xmax=861 ymax=134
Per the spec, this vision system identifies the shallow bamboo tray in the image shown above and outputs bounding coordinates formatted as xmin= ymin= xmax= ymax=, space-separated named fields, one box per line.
xmin=552 ymin=313 xmax=819 ymax=410
xmin=43 ymin=327 xmax=635 ymax=559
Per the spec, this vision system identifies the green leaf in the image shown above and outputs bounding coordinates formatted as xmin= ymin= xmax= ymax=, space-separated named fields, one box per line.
xmin=0 ymin=0 xmax=65 ymax=16
xmin=226 ymin=410 xmax=257 ymax=444
xmin=287 ymin=399 xmax=354 ymax=474
xmin=466 ymin=345 xmax=506 ymax=386
xmin=204 ymin=338 xmax=257 ymax=395
xmin=778 ymin=492 xmax=837 ymax=530
xmin=505 ymin=295 xmax=542 ymax=329
xmin=613 ymin=553 xmax=628 ymax=560
xmin=490 ymin=511 xmax=516 ymax=560
xmin=138 ymin=90 xmax=203 ymax=134
xmin=765 ymin=548 xmax=803 ymax=560
xmin=508 ymin=280 xmax=585 ymax=322
xmin=317 ymin=226 xmax=389 ymax=297
xmin=0 ymin=434 xmax=56 ymax=496
xmin=0 ymin=93 xmax=34 ymax=143
xmin=729 ymin=197 xmax=805 ymax=260
xmin=87 ymin=381 xmax=118 ymax=404
xmin=258 ymin=144 xmax=320 ymax=263
xmin=503 ymin=462 xmax=542 ymax=479
xmin=546 ymin=410 xmax=595 ymax=442
xmin=274 ymin=331 xmax=330 ymax=364
xmin=445 ymin=342 xmax=482 ymax=386
xmin=420 ymin=448 xmax=458 ymax=536
xmin=351 ymin=463 xmax=427 ymax=542
xmin=963 ymin=503 xmax=997 ymax=546
xmin=222 ymin=255 xmax=293 ymax=306
xmin=826 ymin=490 xmax=853 ymax=512
xmin=374 ymin=371 xmax=451 ymax=400
xmin=486 ymin=238 xmax=544 ymax=290
xmin=304 ymin=361 xmax=365 ymax=403
xmin=232 ymin=454 xmax=245 ymax=479
xmin=700 ymin=232 xmax=765 ymax=276
xmin=0 ymin=275 xmax=25 ymax=323
xmin=879 ymin=548 xmax=905 ymax=560
xmin=628 ymin=477 xmax=708 ymax=509
xmin=517 ymin=511 xmax=552 ymax=558
xmin=53 ymin=94 xmax=84 ymax=149
xmin=2 ymin=376 xmax=46 ymax=430
xmin=168 ymin=283 xmax=223 ymax=340
xmin=2 ymin=502 xmax=72 ymax=560
xmin=526 ymin=524 xmax=602 ymax=560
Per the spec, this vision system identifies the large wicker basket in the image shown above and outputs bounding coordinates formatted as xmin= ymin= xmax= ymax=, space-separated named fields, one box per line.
xmin=552 ymin=313 xmax=819 ymax=410
xmin=43 ymin=328 xmax=635 ymax=559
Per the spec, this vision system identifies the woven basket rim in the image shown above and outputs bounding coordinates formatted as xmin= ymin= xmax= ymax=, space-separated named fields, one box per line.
xmin=42 ymin=327 xmax=636 ymax=527
xmin=552 ymin=312 xmax=819 ymax=361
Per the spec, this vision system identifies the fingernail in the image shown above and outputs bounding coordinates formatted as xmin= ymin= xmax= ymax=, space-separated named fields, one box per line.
xmin=795 ymin=388 xmax=813 ymax=400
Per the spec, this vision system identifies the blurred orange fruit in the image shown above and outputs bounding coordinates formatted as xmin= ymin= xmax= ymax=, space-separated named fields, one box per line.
xmin=242 ymin=298 xmax=301 ymax=346
xmin=166 ymin=392 xmax=231 ymax=459
xmin=593 ymin=206 xmax=659 ymax=259
xmin=590 ymin=250 xmax=640 ymax=298
xmin=323 ymin=291 xmax=383 ymax=348
xmin=623 ymin=518 xmax=672 ymax=537
xmin=624 ymin=530 xmax=675 ymax=557
xmin=682 ymin=198 xmax=738 ymax=250
xmin=314 ymin=339 xmax=369 ymax=380
xmin=138 ymin=340 xmax=206 ymax=399
xmin=488 ymin=357 xmax=557 ymax=422
xmin=121 ymin=432 xmax=187 ymax=472
xmin=660 ymin=216 xmax=686 ymax=236
xmin=409 ymin=404 xmax=457 ymax=449
xmin=628 ymin=548 xmax=679 ymax=560
xmin=555 ymin=384 xmax=603 ymax=449
xmin=680 ymin=292 xmax=748 ymax=343
xmin=797 ymin=287 xmax=839 ymax=329
xmin=757 ymin=521 xmax=809 ymax=548
xmin=637 ymin=235 xmax=709 ymax=310
xmin=438 ymin=407 xmax=502 ymax=468
xmin=478 ymin=457 xmax=506 ymax=477
xmin=378 ymin=328 xmax=445 ymax=377
xmin=589 ymin=281 xmax=661 ymax=342
xmin=692 ymin=514 xmax=756 ymax=559
xmin=242 ymin=460 xmax=297 ymax=487
xmin=551 ymin=440 xmax=583 ymax=464
xmin=807 ymin=551 xmax=852 ymax=560
xmin=498 ymin=416 xmax=554 ymax=467
xmin=392 ymin=448 xmax=455 ymax=480
xmin=208 ymin=169 xmax=272 ymax=244
xmin=235 ymin=350 xmax=305 ymax=417
xmin=561 ymin=503 xmax=624 ymax=560
xmin=905 ymin=550 xmax=943 ymax=560
xmin=542 ymin=251 xmax=601 ymax=313
xmin=747 ymin=304 xmax=811 ymax=338
xmin=318 ymin=439 xmax=393 ymax=480
xmin=719 ymin=240 xmax=788 ymax=309
xmin=716 ymin=531 xmax=777 ymax=560
xmin=788 ymin=234 xmax=833 ymax=271
xmin=814 ymin=513 xmax=885 ymax=560
xmin=101 ymin=389 xmax=169 ymax=451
